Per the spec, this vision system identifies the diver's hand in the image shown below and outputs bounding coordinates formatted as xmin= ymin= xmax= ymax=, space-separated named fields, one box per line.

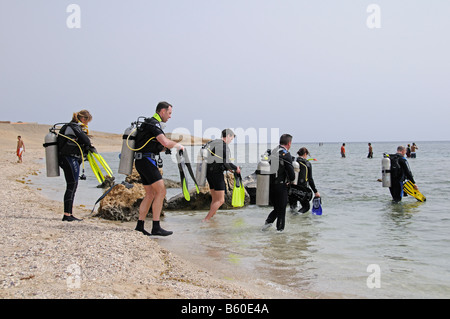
xmin=175 ymin=143 xmax=184 ymax=151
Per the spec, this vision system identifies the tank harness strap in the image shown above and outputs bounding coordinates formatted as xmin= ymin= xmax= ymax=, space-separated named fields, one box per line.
xmin=43 ymin=141 xmax=58 ymax=148
xmin=135 ymin=152 xmax=162 ymax=168
xmin=123 ymin=134 xmax=136 ymax=140
xmin=299 ymin=161 xmax=308 ymax=182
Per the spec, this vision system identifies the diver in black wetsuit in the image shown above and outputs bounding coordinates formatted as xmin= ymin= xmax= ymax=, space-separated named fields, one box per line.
xmin=58 ymin=110 xmax=93 ymax=222
xmin=389 ymin=145 xmax=417 ymax=202
xmin=203 ymin=129 xmax=241 ymax=222
xmin=289 ymin=147 xmax=320 ymax=214
xmin=262 ymin=134 xmax=296 ymax=232
xmin=133 ymin=102 xmax=184 ymax=236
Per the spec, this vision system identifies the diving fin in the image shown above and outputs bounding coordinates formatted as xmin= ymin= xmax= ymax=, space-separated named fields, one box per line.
xmin=311 ymin=197 xmax=322 ymax=215
xmin=182 ymin=150 xmax=200 ymax=194
xmin=89 ymin=183 xmax=117 ymax=215
xmin=176 ymin=150 xmax=190 ymax=201
xmin=87 ymin=151 xmax=114 ymax=184
xmin=87 ymin=152 xmax=105 ymax=183
xmin=91 ymin=152 xmax=113 ymax=177
xmin=232 ymin=172 xmax=245 ymax=208
xmin=403 ymin=181 xmax=426 ymax=202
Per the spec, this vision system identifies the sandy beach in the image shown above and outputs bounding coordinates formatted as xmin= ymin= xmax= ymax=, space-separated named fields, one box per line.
xmin=0 ymin=123 xmax=293 ymax=299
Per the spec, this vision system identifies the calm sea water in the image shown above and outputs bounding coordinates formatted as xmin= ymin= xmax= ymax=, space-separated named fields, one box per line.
xmin=32 ymin=141 xmax=450 ymax=298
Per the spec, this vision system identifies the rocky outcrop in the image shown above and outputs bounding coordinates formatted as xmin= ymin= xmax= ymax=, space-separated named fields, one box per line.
xmin=95 ymin=182 xmax=146 ymax=221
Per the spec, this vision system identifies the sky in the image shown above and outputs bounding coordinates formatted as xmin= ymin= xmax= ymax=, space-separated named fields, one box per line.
xmin=1 ymin=0 xmax=449 ymax=143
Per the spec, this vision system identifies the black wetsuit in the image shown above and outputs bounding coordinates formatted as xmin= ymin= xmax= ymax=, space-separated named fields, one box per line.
xmin=134 ymin=115 xmax=165 ymax=185
xmin=58 ymin=122 xmax=92 ymax=215
xmin=389 ymin=153 xmax=415 ymax=202
xmin=289 ymin=157 xmax=317 ymax=213
xmin=205 ymin=139 xmax=237 ymax=191
xmin=265 ymin=145 xmax=295 ymax=231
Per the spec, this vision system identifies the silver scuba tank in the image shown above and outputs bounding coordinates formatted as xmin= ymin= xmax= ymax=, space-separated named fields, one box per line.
xmin=44 ymin=131 xmax=60 ymax=177
xmin=381 ymin=154 xmax=391 ymax=187
xmin=292 ymin=160 xmax=300 ymax=185
xmin=118 ymin=124 xmax=137 ymax=175
xmin=256 ymin=154 xmax=271 ymax=206
xmin=195 ymin=147 xmax=208 ymax=187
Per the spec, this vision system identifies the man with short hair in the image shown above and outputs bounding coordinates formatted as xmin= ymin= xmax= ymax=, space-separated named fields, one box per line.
xmin=134 ymin=101 xmax=184 ymax=236
xmin=389 ymin=145 xmax=418 ymax=202
xmin=262 ymin=134 xmax=296 ymax=232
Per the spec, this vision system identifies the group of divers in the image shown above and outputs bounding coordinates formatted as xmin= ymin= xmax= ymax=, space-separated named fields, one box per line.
xmin=43 ymin=102 xmax=426 ymax=236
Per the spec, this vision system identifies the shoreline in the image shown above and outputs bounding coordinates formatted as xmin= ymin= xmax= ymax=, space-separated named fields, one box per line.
xmin=0 ymin=125 xmax=302 ymax=299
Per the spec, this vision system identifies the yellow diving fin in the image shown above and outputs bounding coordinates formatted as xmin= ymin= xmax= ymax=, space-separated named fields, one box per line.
xmin=87 ymin=152 xmax=104 ymax=183
xmin=182 ymin=177 xmax=190 ymax=201
xmin=232 ymin=172 xmax=245 ymax=208
xmin=403 ymin=181 xmax=426 ymax=202
xmin=91 ymin=152 xmax=113 ymax=177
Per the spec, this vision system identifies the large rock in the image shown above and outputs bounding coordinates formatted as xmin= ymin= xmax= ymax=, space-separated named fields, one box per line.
xmin=165 ymin=172 xmax=250 ymax=210
xmin=95 ymin=183 xmax=146 ymax=222
xmin=242 ymin=172 xmax=257 ymax=204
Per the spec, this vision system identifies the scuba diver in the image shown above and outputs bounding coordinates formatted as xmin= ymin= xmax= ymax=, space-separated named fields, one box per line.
xmin=289 ymin=147 xmax=320 ymax=214
xmin=262 ymin=134 xmax=296 ymax=232
xmin=133 ymin=101 xmax=184 ymax=236
xmin=388 ymin=145 xmax=418 ymax=202
xmin=202 ymin=129 xmax=241 ymax=222
xmin=58 ymin=110 xmax=93 ymax=222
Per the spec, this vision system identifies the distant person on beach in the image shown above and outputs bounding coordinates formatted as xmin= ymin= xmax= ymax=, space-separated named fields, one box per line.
xmin=411 ymin=143 xmax=418 ymax=158
xmin=134 ymin=102 xmax=184 ymax=236
xmin=203 ymin=129 xmax=241 ymax=222
xmin=388 ymin=145 xmax=418 ymax=202
xmin=16 ymin=136 xmax=25 ymax=163
xmin=289 ymin=147 xmax=320 ymax=214
xmin=367 ymin=143 xmax=373 ymax=158
xmin=262 ymin=134 xmax=296 ymax=232
xmin=341 ymin=143 xmax=346 ymax=158
xmin=58 ymin=110 xmax=93 ymax=221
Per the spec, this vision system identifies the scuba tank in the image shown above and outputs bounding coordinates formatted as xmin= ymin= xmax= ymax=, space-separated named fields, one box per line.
xmin=43 ymin=123 xmax=87 ymax=180
xmin=195 ymin=146 xmax=208 ymax=187
xmin=256 ymin=150 xmax=271 ymax=206
xmin=381 ymin=153 xmax=391 ymax=187
xmin=43 ymin=130 xmax=60 ymax=177
xmin=118 ymin=123 xmax=137 ymax=175
xmin=292 ymin=160 xmax=300 ymax=185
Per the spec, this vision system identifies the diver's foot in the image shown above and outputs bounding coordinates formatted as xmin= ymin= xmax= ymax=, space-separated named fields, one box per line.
xmin=298 ymin=207 xmax=309 ymax=214
xmin=151 ymin=228 xmax=173 ymax=236
xmin=261 ymin=222 xmax=272 ymax=231
xmin=62 ymin=214 xmax=82 ymax=222
xmin=135 ymin=228 xmax=152 ymax=236
xmin=135 ymin=220 xmax=152 ymax=235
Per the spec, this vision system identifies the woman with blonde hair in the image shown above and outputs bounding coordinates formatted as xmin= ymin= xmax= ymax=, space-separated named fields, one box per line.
xmin=58 ymin=110 xmax=93 ymax=221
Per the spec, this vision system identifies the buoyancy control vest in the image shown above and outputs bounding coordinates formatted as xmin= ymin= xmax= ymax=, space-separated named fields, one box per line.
xmin=269 ymin=145 xmax=295 ymax=185
xmin=134 ymin=113 xmax=165 ymax=154
xmin=57 ymin=122 xmax=91 ymax=158
xmin=388 ymin=153 xmax=402 ymax=181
